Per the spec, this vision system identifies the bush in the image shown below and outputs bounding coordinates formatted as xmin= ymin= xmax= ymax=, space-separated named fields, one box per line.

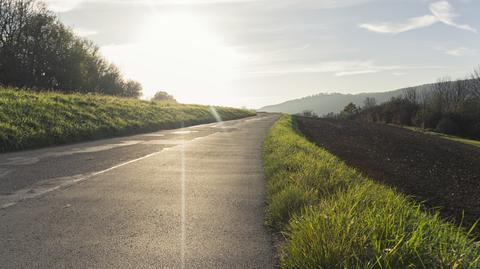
xmin=470 ymin=122 xmax=480 ymax=139
xmin=435 ymin=117 xmax=461 ymax=135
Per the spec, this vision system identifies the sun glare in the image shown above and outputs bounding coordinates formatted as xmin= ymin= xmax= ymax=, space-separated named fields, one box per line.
xmin=102 ymin=12 xmax=244 ymax=103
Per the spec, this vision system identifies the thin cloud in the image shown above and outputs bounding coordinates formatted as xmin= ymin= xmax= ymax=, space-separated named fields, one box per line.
xmin=73 ymin=27 xmax=99 ymax=37
xmin=245 ymin=60 xmax=443 ymax=77
xmin=335 ymin=70 xmax=379 ymax=76
xmin=359 ymin=15 xmax=437 ymax=34
xmin=435 ymin=46 xmax=477 ymax=56
xmin=429 ymin=1 xmax=477 ymax=32
xmin=359 ymin=1 xmax=477 ymax=34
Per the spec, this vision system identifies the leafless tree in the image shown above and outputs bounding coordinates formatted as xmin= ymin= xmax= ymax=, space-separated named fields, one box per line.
xmin=431 ymin=77 xmax=453 ymax=113
xmin=363 ymin=97 xmax=377 ymax=109
xmin=449 ymin=79 xmax=469 ymax=111
xmin=403 ymin=87 xmax=419 ymax=104
xmin=471 ymin=66 xmax=480 ymax=99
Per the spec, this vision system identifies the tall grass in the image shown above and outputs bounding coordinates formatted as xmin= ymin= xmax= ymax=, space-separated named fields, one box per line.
xmin=0 ymin=88 xmax=255 ymax=152
xmin=263 ymin=115 xmax=480 ymax=269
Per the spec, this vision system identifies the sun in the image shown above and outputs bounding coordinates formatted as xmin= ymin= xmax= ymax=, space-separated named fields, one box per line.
xmin=142 ymin=13 xmax=240 ymax=79
xmin=101 ymin=11 xmax=245 ymax=103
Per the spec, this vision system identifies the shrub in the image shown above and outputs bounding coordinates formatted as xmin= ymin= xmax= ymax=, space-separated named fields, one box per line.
xmin=435 ymin=117 xmax=461 ymax=135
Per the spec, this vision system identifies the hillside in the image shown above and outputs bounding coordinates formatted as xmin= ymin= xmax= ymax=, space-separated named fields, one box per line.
xmin=259 ymin=84 xmax=432 ymax=115
xmin=0 ymin=88 xmax=255 ymax=152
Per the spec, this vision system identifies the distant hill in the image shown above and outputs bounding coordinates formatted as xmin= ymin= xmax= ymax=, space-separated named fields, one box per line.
xmin=259 ymin=84 xmax=433 ymax=115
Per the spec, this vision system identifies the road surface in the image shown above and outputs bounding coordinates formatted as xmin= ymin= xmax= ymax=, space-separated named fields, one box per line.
xmin=0 ymin=113 xmax=279 ymax=268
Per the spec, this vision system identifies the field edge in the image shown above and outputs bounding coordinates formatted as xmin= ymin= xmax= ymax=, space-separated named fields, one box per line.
xmin=262 ymin=114 xmax=480 ymax=268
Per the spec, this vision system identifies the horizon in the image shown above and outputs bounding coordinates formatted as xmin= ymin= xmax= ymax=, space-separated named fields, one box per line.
xmin=48 ymin=0 xmax=479 ymax=108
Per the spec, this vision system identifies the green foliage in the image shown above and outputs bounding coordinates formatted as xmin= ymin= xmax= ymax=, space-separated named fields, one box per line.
xmin=263 ymin=115 xmax=480 ymax=269
xmin=151 ymin=91 xmax=177 ymax=103
xmin=340 ymin=102 xmax=360 ymax=119
xmin=0 ymin=0 xmax=141 ymax=97
xmin=0 ymin=87 xmax=255 ymax=152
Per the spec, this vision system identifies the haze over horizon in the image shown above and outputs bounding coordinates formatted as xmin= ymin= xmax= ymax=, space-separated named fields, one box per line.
xmin=47 ymin=0 xmax=479 ymax=108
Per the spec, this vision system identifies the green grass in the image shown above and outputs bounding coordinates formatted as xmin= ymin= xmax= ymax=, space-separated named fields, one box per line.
xmin=0 ymin=87 xmax=255 ymax=152
xmin=400 ymin=125 xmax=480 ymax=148
xmin=263 ymin=115 xmax=480 ymax=269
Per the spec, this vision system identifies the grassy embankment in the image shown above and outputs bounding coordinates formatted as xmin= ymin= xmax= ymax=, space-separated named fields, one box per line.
xmin=400 ymin=125 xmax=480 ymax=148
xmin=263 ymin=115 xmax=480 ymax=269
xmin=0 ymin=88 xmax=255 ymax=152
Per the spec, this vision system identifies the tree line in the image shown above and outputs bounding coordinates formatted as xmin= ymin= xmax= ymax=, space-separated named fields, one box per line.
xmin=335 ymin=67 xmax=480 ymax=139
xmin=0 ymin=0 xmax=142 ymax=97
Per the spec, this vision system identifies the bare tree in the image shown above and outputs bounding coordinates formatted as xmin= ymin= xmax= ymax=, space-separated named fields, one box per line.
xmin=449 ymin=79 xmax=469 ymax=111
xmin=432 ymin=77 xmax=453 ymax=113
xmin=471 ymin=66 xmax=480 ymax=99
xmin=403 ymin=87 xmax=418 ymax=104
xmin=363 ymin=97 xmax=377 ymax=109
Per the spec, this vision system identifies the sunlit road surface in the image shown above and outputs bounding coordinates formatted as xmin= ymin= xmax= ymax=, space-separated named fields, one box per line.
xmin=0 ymin=113 xmax=279 ymax=268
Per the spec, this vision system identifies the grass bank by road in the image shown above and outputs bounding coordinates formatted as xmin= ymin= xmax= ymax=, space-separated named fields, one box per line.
xmin=0 ymin=88 xmax=255 ymax=152
xmin=262 ymin=115 xmax=480 ymax=269
xmin=400 ymin=125 xmax=480 ymax=148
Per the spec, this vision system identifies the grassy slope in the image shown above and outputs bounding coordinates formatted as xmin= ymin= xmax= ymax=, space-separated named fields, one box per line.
xmin=400 ymin=125 xmax=480 ymax=148
xmin=263 ymin=115 xmax=480 ymax=269
xmin=0 ymin=88 xmax=255 ymax=152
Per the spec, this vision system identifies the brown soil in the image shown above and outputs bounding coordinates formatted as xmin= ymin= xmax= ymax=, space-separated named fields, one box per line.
xmin=295 ymin=116 xmax=480 ymax=235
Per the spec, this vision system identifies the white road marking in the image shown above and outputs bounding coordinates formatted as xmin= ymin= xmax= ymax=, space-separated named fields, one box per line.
xmin=0 ymin=150 xmax=165 ymax=210
xmin=172 ymin=130 xmax=199 ymax=134
xmin=0 ymin=141 xmax=143 ymax=166
xmin=0 ymin=168 xmax=11 ymax=179
xmin=141 ymin=134 xmax=165 ymax=137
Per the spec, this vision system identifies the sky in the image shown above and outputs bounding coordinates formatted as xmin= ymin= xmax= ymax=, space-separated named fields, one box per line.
xmin=47 ymin=0 xmax=480 ymax=108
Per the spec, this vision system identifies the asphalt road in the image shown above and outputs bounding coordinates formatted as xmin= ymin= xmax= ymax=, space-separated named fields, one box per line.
xmin=0 ymin=113 xmax=279 ymax=268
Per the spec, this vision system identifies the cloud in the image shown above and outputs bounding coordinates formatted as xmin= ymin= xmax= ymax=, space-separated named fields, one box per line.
xmin=359 ymin=1 xmax=476 ymax=34
xmin=44 ymin=0 xmax=83 ymax=12
xmin=359 ymin=15 xmax=437 ymax=34
xmin=429 ymin=1 xmax=477 ymax=32
xmin=435 ymin=46 xmax=477 ymax=56
xmin=271 ymin=0 xmax=374 ymax=9
xmin=245 ymin=60 xmax=443 ymax=77
xmin=335 ymin=70 xmax=379 ymax=76
xmin=73 ymin=27 xmax=98 ymax=37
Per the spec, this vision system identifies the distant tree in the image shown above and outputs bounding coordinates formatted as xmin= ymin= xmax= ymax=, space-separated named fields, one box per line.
xmin=450 ymin=79 xmax=469 ymax=111
xmin=354 ymin=67 xmax=480 ymax=139
xmin=363 ymin=97 xmax=377 ymax=109
xmin=301 ymin=109 xmax=318 ymax=118
xmin=471 ymin=66 xmax=480 ymax=99
xmin=342 ymin=102 xmax=359 ymax=115
xmin=152 ymin=91 xmax=177 ymax=103
xmin=122 ymin=80 xmax=143 ymax=98
xmin=403 ymin=88 xmax=419 ymax=104
xmin=324 ymin=112 xmax=337 ymax=118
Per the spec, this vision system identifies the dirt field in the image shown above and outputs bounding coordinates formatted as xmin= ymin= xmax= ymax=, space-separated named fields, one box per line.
xmin=295 ymin=116 xmax=480 ymax=235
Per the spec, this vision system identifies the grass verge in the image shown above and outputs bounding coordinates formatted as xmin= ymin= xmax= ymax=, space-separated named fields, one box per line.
xmin=400 ymin=125 xmax=480 ymax=148
xmin=263 ymin=115 xmax=480 ymax=269
xmin=0 ymin=88 xmax=255 ymax=152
